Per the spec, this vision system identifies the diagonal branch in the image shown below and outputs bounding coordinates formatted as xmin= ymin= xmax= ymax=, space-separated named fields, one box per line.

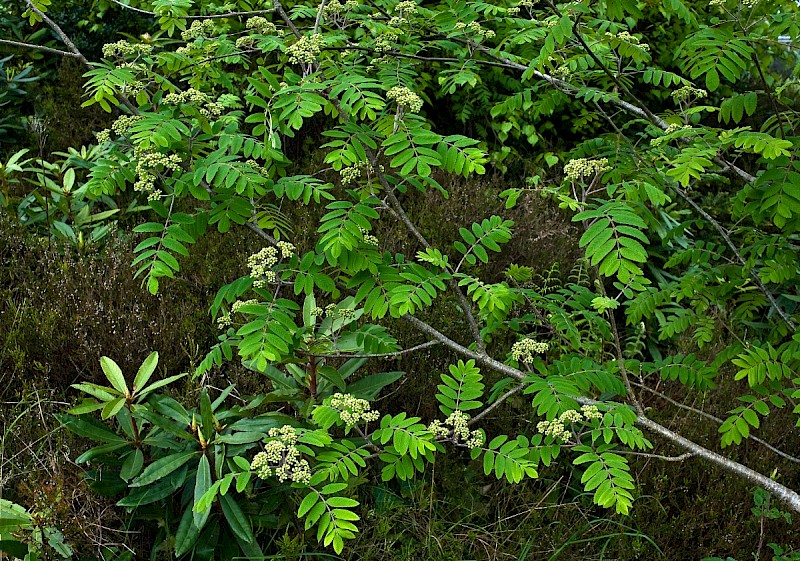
xmin=634 ymin=382 xmax=800 ymax=465
xmin=0 ymin=38 xmax=82 ymax=58
xmin=23 ymin=0 xmax=89 ymax=65
xmin=458 ymin=41 xmax=756 ymax=184
xmin=402 ymin=313 xmax=800 ymax=513
xmin=384 ymin=190 xmax=487 ymax=354
xmin=467 ymin=383 xmax=525 ymax=426
xmin=673 ymin=187 xmax=795 ymax=331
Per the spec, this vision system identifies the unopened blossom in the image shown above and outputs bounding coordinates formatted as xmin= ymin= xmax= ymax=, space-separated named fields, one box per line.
xmin=511 ymin=338 xmax=549 ymax=363
xmin=387 ymin=86 xmax=423 ymax=113
xmin=328 ymin=393 xmax=380 ymax=425
xmin=563 ymin=158 xmax=611 ymax=180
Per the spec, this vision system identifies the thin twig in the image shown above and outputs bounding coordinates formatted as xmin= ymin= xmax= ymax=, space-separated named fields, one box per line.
xmin=673 ymin=187 xmax=795 ymax=331
xmin=273 ymin=0 xmax=302 ymax=39
xmin=106 ymin=0 xmax=276 ymax=19
xmin=384 ymin=190 xmax=487 ymax=353
xmin=634 ymin=382 xmax=800 ymax=465
xmin=616 ymin=450 xmax=695 ymax=462
xmin=23 ymin=0 xmax=141 ymax=115
xmin=0 ymin=38 xmax=82 ymax=57
xmin=23 ymin=0 xmax=88 ymax=65
xmin=301 ymin=340 xmax=440 ymax=359
xmin=468 ymin=384 xmax=525 ymax=426
xmin=402 ymin=313 xmax=800 ymax=512
xmin=459 ymin=40 xmax=756 ymax=184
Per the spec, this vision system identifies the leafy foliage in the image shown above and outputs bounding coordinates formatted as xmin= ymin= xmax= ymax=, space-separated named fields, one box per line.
xmin=10 ymin=0 xmax=800 ymax=555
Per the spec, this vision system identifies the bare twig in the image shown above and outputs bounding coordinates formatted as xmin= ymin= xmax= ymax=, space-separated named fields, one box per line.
xmin=106 ymin=0 xmax=276 ymax=19
xmin=634 ymin=382 xmax=800 ymax=465
xmin=383 ymin=190 xmax=487 ymax=353
xmin=617 ymin=450 xmax=696 ymax=462
xmin=468 ymin=384 xmax=525 ymax=426
xmin=301 ymin=340 xmax=440 ymax=359
xmin=673 ymin=187 xmax=795 ymax=331
xmin=0 ymin=38 xmax=82 ymax=57
xmin=23 ymin=0 xmax=89 ymax=65
xmin=273 ymin=0 xmax=302 ymax=39
xmin=22 ymin=0 xmax=141 ymax=115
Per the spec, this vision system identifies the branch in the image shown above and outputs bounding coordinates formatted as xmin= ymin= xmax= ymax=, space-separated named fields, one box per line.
xmin=313 ymin=0 xmax=329 ymax=34
xmin=301 ymin=340 xmax=440 ymax=359
xmin=636 ymin=416 xmax=800 ymax=512
xmin=616 ymin=450 xmax=696 ymax=462
xmin=468 ymin=384 xmax=525 ymax=426
xmin=273 ymin=0 xmax=302 ymax=39
xmin=23 ymin=0 xmax=141 ymax=115
xmin=106 ymin=0 xmax=276 ymax=19
xmin=23 ymin=0 xmax=88 ymax=65
xmin=672 ymin=187 xmax=795 ymax=331
xmin=384 ymin=190 xmax=487 ymax=354
xmin=402 ymin=313 xmax=800 ymax=513
xmin=459 ymin=42 xmax=755 ymax=184
xmin=0 ymin=38 xmax=82 ymax=58
xmin=634 ymin=382 xmax=800 ymax=466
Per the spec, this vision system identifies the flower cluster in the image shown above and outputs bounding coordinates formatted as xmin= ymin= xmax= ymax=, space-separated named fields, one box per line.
xmin=322 ymin=0 xmax=358 ymax=18
xmin=245 ymin=16 xmax=276 ymax=34
xmin=246 ymin=159 xmax=271 ymax=178
xmin=232 ymin=299 xmax=258 ymax=314
xmin=387 ymin=86 xmax=423 ymax=113
xmin=122 ymin=79 xmax=146 ymax=97
xmin=394 ymin=1 xmax=417 ymax=14
xmin=454 ymin=21 xmax=496 ymax=39
xmin=536 ymin=406 xmax=603 ymax=442
xmin=671 ymin=85 xmax=707 ymax=103
xmin=340 ymin=166 xmax=361 ymax=184
xmin=287 ymin=34 xmax=325 ymax=64
xmin=251 ymin=425 xmax=312 ymax=484
xmin=581 ymin=404 xmax=603 ymax=419
xmin=235 ymin=36 xmax=256 ymax=48
xmin=429 ymin=411 xmax=484 ymax=448
xmin=95 ymin=129 xmax=111 ymax=144
xmin=551 ymin=66 xmax=571 ymax=78
xmin=360 ymin=227 xmax=379 ymax=247
xmin=216 ymin=313 xmax=232 ymax=328
xmin=136 ymin=149 xmax=182 ymax=173
xmin=181 ymin=19 xmax=216 ymax=40
xmin=163 ymin=88 xmax=223 ymax=119
xmin=650 ymin=124 xmax=692 ymax=147
xmin=339 ymin=160 xmax=373 ymax=185
xmin=536 ymin=418 xmax=571 ymax=441
xmin=133 ymin=147 xmax=182 ymax=201
xmin=511 ymin=338 xmax=549 ymax=363
xmin=247 ymin=243 xmax=294 ymax=288
xmin=248 ymin=246 xmax=279 ymax=287
xmin=605 ymin=31 xmax=650 ymax=51
xmin=102 ymin=40 xmax=153 ymax=58
xmin=111 ymin=115 xmax=144 ymax=136
xmin=325 ymin=303 xmax=355 ymax=319
xmin=563 ymin=157 xmax=611 ymax=180
xmin=277 ymin=240 xmax=296 ymax=258
xmin=388 ymin=16 xmax=409 ymax=27
xmin=328 ymin=393 xmax=380 ymax=425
